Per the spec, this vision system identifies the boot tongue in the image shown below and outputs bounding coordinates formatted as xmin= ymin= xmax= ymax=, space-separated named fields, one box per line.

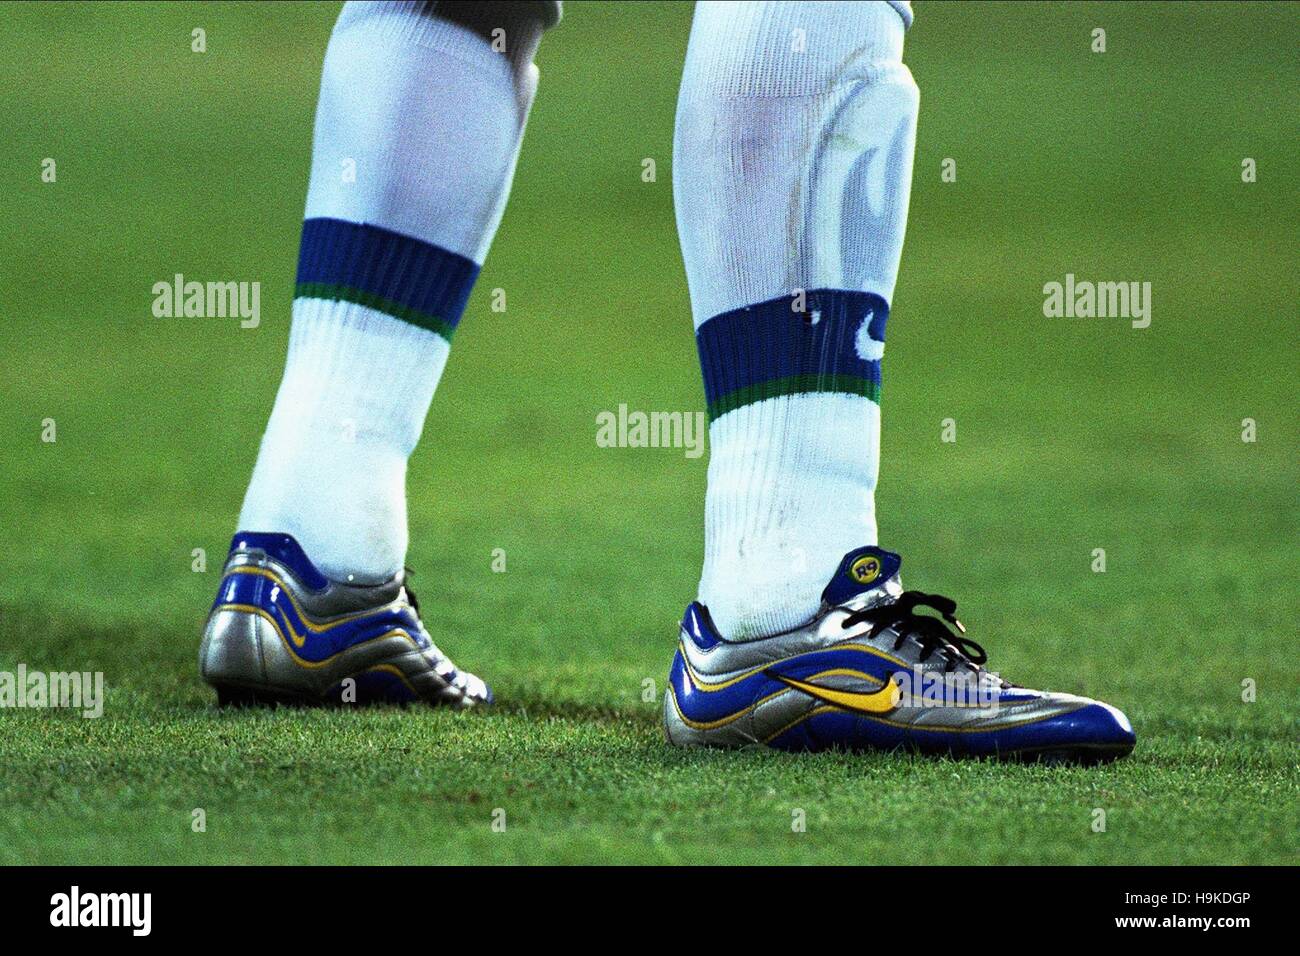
xmin=821 ymin=546 xmax=902 ymax=607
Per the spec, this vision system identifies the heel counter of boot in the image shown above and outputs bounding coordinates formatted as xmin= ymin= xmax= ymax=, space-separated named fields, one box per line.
xmin=198 ymin=602 xmax=268 ymax=686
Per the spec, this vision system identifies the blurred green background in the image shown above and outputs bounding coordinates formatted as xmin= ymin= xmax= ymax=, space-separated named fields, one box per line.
xmin=0 ymin=1 xmax=1295 ymax=864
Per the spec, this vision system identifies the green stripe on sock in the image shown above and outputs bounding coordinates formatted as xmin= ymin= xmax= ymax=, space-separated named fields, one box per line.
xmin=707 ymin=374 xmax=881 ymax=421
xmin=294 ymin=282 xmax=456 ymax=341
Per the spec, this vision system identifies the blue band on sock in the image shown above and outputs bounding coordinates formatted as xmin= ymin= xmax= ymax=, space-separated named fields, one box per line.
xmin=696 ymin=290 xmax=889 ymax=421
xmin=295 ymin=217 xmax=481 ymax=340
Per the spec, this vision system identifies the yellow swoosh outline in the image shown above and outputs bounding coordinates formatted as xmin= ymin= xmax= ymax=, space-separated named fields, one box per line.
xmin=767 ymin=672 xmax=902 ymax=715
xmin=667 ymin=664 xmax=886 ymax=731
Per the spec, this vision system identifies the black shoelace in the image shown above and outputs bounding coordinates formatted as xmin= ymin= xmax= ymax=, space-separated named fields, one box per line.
xmin=841 ymin=591 xmax=990 ymax=674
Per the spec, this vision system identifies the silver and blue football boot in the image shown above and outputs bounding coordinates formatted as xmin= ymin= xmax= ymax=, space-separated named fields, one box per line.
xmin=665 ymin=546 xmax=1135 ymax=763
xmin=199 ymin=532 xmax=491 ymax=707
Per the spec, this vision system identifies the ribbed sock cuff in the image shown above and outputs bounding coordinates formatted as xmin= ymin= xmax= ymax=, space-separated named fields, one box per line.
xmin=696 ymin=290 xmax=888 ymax=422
xmin=295 ymin=218 xmax=480 ymax=342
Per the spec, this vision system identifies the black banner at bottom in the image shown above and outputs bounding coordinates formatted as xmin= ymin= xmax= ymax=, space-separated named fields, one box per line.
xmin=0 ymin=865 xmax=1280 ymax=940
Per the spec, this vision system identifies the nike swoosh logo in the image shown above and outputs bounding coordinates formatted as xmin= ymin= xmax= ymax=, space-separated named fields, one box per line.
xmin=768 ymin=672 xmax=901 ymax=715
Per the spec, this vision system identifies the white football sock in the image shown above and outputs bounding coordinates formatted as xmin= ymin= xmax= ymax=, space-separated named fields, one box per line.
xmin=675 ymin=0 xmax=918 ymax=639
xmin=238 ymin=0 xmax=544 ymax=583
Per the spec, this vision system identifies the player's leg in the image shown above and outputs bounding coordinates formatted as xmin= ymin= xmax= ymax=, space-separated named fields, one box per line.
xmin=664 ymin=1 xmax=1134 ymax=760
xmin=678 ymin=0 xmax=915 ymax=640
xmin=199 ymin=0 xmax=560 ymax=707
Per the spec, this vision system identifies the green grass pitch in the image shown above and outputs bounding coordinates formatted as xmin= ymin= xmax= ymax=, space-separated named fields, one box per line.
xmin=0 ymin=1 xmax=1295 ymax=865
